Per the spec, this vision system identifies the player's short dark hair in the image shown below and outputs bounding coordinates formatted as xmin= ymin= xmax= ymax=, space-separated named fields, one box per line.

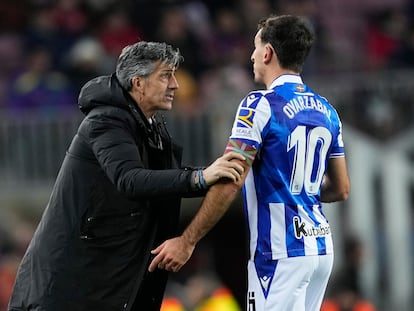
xmin=258 ymin=15 xmax=315 ymax=72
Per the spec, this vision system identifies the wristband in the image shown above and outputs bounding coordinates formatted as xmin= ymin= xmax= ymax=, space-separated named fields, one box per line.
xmin=198 ymin=169 xmax=207 ymax=190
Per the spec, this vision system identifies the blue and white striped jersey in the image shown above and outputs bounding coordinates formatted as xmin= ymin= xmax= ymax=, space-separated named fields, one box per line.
xmin=227 ymin=74 xmax=345 ymax=260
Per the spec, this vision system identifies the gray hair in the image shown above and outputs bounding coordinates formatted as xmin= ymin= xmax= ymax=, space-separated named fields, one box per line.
xmin=116 ymin=41 xmax=183 ymax=91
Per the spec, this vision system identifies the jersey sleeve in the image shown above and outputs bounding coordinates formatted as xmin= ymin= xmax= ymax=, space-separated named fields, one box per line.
xmin=329 ymin=111 xmax=345 ymax=158
xmin=225 ymin=91 xmax=272 ymax=165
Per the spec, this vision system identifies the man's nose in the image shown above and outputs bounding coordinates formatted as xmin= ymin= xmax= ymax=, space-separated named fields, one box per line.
xmin=169 ymin=74 xmax=179 ymax=89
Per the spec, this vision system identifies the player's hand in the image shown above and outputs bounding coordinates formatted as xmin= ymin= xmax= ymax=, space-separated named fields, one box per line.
xmin=148 ymin=236 xmax=195 ymax=273
xmin=203 ymin=151 xmax=245 ymax=185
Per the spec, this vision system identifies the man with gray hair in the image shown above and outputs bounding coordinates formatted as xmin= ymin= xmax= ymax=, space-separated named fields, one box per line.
xmin=8 ymin=41 xmax=244 ymax=311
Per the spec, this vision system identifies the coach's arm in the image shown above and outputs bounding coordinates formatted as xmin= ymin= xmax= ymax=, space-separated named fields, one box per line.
xmin=148 ymin=144 xmax=251 ymax=273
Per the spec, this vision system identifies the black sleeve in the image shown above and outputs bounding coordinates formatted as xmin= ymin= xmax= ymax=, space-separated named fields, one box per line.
xmin=84 ymin=110 xmax=203 ymax=199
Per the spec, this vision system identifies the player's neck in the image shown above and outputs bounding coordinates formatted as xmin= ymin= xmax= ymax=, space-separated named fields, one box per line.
xmin=265 ymin=69 xmax=299 ymax=89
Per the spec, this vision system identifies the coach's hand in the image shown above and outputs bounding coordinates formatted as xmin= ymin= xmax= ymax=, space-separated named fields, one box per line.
xmin=148 ymin=236 xmax=195 ymax=273
xmin=203 ymin=151 xmax=245 ymax=185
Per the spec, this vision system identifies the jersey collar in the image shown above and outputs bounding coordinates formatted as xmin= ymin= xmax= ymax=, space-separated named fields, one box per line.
xmin=269 ymin=74 xmax=303 ymax=89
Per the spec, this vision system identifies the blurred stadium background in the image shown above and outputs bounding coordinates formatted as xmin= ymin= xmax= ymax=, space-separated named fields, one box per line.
xmin=0 ymin=0 xmax=413 ymax=310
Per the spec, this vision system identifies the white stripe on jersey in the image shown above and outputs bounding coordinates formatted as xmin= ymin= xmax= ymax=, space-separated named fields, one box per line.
xmin=330 ymin=152 xmax=345 ymax=158
xmin=312 ymin=204 xmax=334 ymax=253
xmin=244 ymin=171 xmax=259 ymax=259
xmin=269 ymin=203 xmax=288 ymax=258
xmin=297 ymin=205 xmax=318 ymax=255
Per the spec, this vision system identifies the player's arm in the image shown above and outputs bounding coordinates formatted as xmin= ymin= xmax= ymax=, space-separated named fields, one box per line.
xmin=180 ymin=139 xmax=256 ymax=248
xmin=181 ymin=158 xmax=249 ymax=241
xmin=148 ymin=139 xmax=255 ymax=273
xmin=320 ymin=156 xmax=350 ymax=203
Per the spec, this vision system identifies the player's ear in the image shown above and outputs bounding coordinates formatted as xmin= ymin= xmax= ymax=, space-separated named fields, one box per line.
xmin=264 ymin=43 xmax=275 ymax=64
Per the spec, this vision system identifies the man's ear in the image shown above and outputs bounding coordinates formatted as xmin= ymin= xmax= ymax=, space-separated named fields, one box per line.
xmin=264 ymin=44 xmax=275 ymax=64
xmin=132 ymin=76 xmax=145 ymax=92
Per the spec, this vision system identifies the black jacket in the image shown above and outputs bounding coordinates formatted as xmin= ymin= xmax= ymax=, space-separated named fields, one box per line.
xmin=8 ymin=74 xmax=204 ymax=311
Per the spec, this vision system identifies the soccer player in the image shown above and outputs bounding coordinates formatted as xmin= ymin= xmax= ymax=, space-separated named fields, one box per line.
xmin=149 ymin=15 xmax=350 ymax=311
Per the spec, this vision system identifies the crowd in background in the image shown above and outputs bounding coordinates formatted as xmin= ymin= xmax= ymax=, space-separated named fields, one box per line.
xmin=1 ymin=0 xmax=414 ymax=119
xmin=0 ymin=0 xmax=414 ymax=310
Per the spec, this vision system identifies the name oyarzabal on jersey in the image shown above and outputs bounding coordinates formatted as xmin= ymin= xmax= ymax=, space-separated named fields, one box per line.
xmin=231 ymin=88 xmax=337 ymax=143
xmin=283 ymin=90 xmax=332 ymax=121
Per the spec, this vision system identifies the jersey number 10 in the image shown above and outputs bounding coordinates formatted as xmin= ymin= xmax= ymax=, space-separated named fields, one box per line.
xmin=287 ymin=125 xmax=332 ymax=195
